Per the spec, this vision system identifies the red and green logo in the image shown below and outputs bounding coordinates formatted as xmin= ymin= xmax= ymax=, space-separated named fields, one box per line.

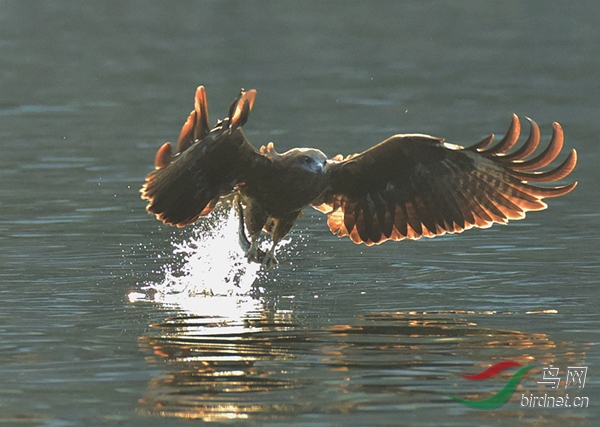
xmin=447 ymin=361 xmax=534 ymax=409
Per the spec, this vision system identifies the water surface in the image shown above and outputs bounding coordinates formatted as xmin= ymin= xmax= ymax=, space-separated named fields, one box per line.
xmin=0 ymin=2 xmax=598 ymax=426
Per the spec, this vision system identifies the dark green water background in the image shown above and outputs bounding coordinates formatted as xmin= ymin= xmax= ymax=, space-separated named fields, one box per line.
xmin=0 ymin=2 xmax=598 ymax=426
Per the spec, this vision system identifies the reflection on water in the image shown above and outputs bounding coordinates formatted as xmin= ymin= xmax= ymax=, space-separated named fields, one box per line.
xmin=137 ymin=304 xmax=589 ymax=423
xmin=131 ymin=204 xmax=591 ymax=424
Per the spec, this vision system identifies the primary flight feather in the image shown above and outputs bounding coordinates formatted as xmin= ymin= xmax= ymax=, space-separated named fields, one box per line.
xmin=141 ymin=86 xmax=577 ymax=268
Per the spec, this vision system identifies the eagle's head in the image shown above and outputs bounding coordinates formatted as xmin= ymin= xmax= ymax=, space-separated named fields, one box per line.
xmin=282 ymin=148 xmax=328 ymax=174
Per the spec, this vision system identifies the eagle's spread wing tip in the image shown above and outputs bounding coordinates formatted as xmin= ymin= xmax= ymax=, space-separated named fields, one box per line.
xmin=177 ymin=85 xmax=211 ymax=153
xmin=154 ymin=142 xmax=174 ymax=169
xmin=228 ymin=88 xmax=257 ymax=131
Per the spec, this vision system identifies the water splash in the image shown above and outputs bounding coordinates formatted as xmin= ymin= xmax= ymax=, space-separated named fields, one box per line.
xmin=130 ymin=205 xmax=276 ymax=315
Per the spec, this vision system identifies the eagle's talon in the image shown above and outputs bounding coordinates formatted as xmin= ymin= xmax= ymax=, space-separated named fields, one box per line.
xmin=246 ymin=244 xmax=265 ymax=264
xmin=262 ymin=251 xmax=278 ymax=270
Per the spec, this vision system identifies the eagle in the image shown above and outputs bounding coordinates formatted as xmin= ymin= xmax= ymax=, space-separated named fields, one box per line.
xmin=141 ymin=86 xmax=577 ymax=269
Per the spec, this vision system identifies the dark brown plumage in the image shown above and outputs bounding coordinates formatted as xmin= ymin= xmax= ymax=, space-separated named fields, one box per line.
xmin=141 ymin=86 xmax=577 ymax=268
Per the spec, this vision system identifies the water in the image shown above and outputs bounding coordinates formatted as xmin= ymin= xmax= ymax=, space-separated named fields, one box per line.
xmin=0 ymin=2 xmax=598 ymax=426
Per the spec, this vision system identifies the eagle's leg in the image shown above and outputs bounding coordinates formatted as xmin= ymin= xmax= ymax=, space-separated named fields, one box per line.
xmin=247 ymin=238 xmax=265 ymax=264
xmin=234 ymin=196 xmax=265 ymax=263
xmin=238 ymin=196 xmax=270 ymax=264
xmin=262 ymin=212 xmax=300 ymax=270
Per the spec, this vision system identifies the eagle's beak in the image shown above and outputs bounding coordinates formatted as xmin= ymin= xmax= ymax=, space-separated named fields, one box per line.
xmin=316 ymin=161 xmax=325 ymax=173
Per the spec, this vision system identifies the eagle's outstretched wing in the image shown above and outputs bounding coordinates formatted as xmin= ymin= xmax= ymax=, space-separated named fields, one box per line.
xmin=314 ymin=115 xmax=577 ymax=245
xmin=141 ymin=87 xmax=266 ymax=227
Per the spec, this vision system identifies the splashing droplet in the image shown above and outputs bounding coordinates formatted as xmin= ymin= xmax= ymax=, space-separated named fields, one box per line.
xmin=135 ymin=206 xmax=264 ymax=314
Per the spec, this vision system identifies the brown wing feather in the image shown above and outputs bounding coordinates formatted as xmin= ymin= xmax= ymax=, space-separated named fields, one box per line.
xmin=314 ymin=115 xmax=577 ymax=245
xmin=141 ymin=129 xmax=251 ymax=227
xmin=177 ymin=86 xmax=211 ymax=153
xmin=141 ymin=88 xmax=267 ymax=227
